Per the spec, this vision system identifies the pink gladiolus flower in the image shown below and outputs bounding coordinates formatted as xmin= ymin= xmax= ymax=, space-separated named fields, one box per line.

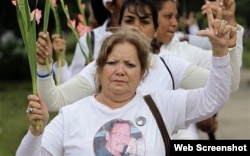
xmin=77 ymin=14 xmax=85 ymax=24
xmin=12 ymin=0 xmax=17 ymax=6
xmin=52 ymin=0 xmax=57 ymax=6
xmin=68 ymin=19 xmax=76 ymax=28
xmin=77 ymin=23 xmax=91 ymax=37
xmin=31 ymin=9 xmax=42 ymax=25
xmin=81 ymin=4 xmax=86 ymax=9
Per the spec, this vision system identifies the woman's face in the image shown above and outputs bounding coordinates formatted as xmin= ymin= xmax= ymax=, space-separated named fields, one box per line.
xmin=157 ymin=1 xmax=179 ymax=44
xmin=100 ymin=42 xmax=143 ymax=95
xmin=120 ymin=5 xmax=156 ymax=40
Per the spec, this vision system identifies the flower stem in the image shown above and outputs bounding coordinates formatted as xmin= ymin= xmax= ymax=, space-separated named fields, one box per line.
xmin=32 ymin=80 xmax=41 ymax=130
xmin=56 ymin=52 xmax=63 ymax=85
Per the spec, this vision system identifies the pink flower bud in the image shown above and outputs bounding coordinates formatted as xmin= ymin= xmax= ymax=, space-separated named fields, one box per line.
xmin=78 ymin=14 xmax=84 ymax=24
xmin=81 ymin=4 xmax=86 ymax=9
xmin=51 ymin=0 xmax=57 ymax=6
xmin=68 ymin=19 xmax=76 ymax=28
xmin=77 ymin=23 xmax=91 ymax=37
xmin=31 ymin=9 xmax=42 ymax=25
xmin=12 ymin=0 xmax=17 ymax=6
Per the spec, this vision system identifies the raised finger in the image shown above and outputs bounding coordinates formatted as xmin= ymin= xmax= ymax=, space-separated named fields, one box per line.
xmin=213 ymin=8 xmax=223 ymax=35
xmin=216 ymin=6 xmax=223 ymax=20
xmin=213 ymin=19 xmax=221 ymax=36
xmin=204 ymin=1 xmax=214 ymax=29
xmin=209 ymin=3 xmax=219 ymax=15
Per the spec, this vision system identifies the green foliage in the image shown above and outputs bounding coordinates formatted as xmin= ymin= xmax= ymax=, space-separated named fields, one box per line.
xmin=0 ymin=82 xmax=58 ymax=156
xmin=0 ymin=36 xmax=30 ymax=81
xmin=242 ymin=37 xmax=250 ymax=68
xmin=0 ymin=31 xmax=76 ymax=82
xmin=0 ymin=82 xmax=31 ymax=156
xmin=16 ymin=0 xmax=38 ymax=95
xmin=65 ymin=32 xmax=77 ymax=55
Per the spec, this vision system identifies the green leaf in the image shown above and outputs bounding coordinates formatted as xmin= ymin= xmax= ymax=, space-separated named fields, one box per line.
xmin=43 ymin=0 xmax=52 ymax=32
xmin=51 ymin=6 xmax=62 ymax=35
xmin=29 ymin=18 xmax=37 ymax=94
xmin=20 ymin=0 xmax=31 ymax=30
xmin=77 ymin=0 xmax=87 ymax=25
xmin=16 ymin=0 xmax=30 ymax=46
xmin=43 ymin=0 xmax=52 ymax=74
xmin=16 ymin=0 xmax=40 ymax=130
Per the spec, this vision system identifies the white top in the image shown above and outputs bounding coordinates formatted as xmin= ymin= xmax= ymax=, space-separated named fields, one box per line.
xmin=16 ymin=55 xmax=231 ymax=156
xmin=188 ymin=23 xmax=200 ymax=35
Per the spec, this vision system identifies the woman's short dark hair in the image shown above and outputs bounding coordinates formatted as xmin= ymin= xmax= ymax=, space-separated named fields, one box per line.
xmin=90 ymin=0 xmax=110 ymax=25
xmin=118 ymin=0 xmax=158 ymax=29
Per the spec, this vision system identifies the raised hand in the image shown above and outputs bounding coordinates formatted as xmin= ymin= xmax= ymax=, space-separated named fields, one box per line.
xmin=52 ymin=34 xmax=66 ymax=54
xmin=27 ymin=94 xmax=49 ymax=136
xmin=36 ymin=32 xmax=53 ymax=65
xmin=197 ymin=1 xmax=235 ymax=56
xmin=201 ymin=0 xmax=236 ymax=47
xmin=52 ymin=34 xmax=66 ymax=67
xmin=203 ymin=0 xmax=236 ymax=22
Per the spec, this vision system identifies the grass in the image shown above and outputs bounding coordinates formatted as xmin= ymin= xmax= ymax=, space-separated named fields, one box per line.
xmin=243 ymin=51 xmax=250 ymax=68
xmin=243 ymin=37 xmax=250 ymax=68
xmin=0 ymin=82 xmax=30 ymax=156
xmin=0 ymin=82 xmax=57 ymax=156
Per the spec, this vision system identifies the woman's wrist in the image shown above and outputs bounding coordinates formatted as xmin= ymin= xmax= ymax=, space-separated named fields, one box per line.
xmin=212 ymin=47 xmax=228 ymax=57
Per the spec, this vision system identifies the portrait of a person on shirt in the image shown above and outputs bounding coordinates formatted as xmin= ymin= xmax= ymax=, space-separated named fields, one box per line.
xmin=94 ymin=119 xmax=144 ymax=156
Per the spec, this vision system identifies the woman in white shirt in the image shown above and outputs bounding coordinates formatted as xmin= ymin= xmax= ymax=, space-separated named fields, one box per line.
xmin=17 ymin=20 xmax=232 ymax=155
